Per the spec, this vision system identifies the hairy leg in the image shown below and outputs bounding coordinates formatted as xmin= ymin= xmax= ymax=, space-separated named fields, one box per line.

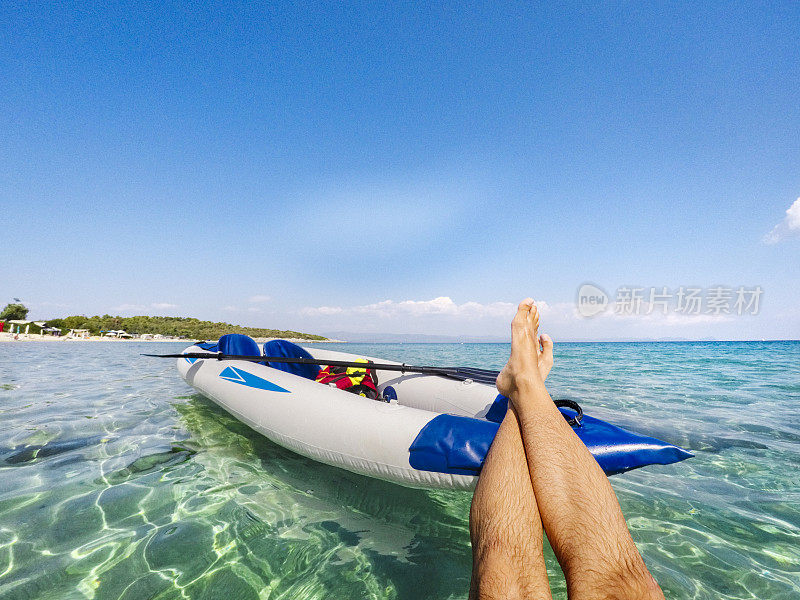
xmin=469 ymin=340 xmax=555 ymax=600
xmin=469 ymin=408 xmax=553 ymax=600
xmin=497 ymin=299 xmax=664 ymax=600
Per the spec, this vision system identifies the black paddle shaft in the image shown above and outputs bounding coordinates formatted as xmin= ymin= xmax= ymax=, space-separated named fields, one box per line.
xmin=143 ymin=352 xmax=583 ymax=424
xmin=143 ymin=351 xmax=501 ymax=384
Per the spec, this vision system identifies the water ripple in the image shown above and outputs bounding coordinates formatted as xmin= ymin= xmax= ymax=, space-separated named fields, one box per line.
xmin=0 ymin=340 xmax=798 ymax=598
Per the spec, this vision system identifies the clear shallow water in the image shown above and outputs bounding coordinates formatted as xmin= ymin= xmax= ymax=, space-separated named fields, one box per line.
xmin=0 ymin=340 xmax=798 ymax=599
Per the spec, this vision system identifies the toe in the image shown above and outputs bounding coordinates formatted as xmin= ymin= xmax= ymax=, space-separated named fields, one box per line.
xmin=529 ymin=304 xmax=540 ymax=338
xmin=512 ymin=298 xmax=534 ymax=332
xmin=540 ymin=334 xmax=554 ymax=368
xmin=516 ymin=298 xmax=534 ymax=317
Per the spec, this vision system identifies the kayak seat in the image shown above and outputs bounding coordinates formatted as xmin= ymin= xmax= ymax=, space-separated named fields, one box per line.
xmin=196 ymin=341 xmax=219 ymax=352
xmin=263 ymin=340 xmax=321 ymax=380
xmin=218 ymin=334 xmax=261 ymax=357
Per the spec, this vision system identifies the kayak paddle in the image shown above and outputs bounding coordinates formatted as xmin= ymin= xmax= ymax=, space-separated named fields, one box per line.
xmin=144 ymin=352 xmax=584 ymax=424
xmin=143 ymin=352 xmax=502 ymax=384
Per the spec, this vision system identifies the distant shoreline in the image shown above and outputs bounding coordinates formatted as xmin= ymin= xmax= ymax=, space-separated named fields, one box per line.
xmin=0 ymin=333 xmax=344 ymax=344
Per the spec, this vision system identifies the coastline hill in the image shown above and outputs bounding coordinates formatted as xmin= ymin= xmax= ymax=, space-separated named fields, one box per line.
xmin=42 ymin=315 xmax=327 ymax=341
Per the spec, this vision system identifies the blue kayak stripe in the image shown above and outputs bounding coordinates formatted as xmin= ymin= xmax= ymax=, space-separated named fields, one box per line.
xmin=408 ymin=411 xmax=692 ymax=477
xmin=219 ymin=366 xmax=290 ymax=393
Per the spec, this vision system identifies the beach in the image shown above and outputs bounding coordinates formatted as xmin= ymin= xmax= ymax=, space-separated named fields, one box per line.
xmin=1 ymin=340 xmax=798 ymax=599
xmin=0 ymin=333 xmax=183 ymax=343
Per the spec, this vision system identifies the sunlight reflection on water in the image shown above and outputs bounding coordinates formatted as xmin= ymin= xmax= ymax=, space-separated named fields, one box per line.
xmin=0 ymin=340 xmax=798 ymax=599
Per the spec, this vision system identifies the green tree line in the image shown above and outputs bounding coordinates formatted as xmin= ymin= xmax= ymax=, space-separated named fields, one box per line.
xmin=0 ymin=303 xmax=29 ymax=321
xmin=39 ymin=314 xmax=328 ymax=341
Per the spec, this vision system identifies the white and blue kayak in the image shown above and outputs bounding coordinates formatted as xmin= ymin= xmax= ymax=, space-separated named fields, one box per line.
xmin=177 ymin=334 xmax=692 ymax=490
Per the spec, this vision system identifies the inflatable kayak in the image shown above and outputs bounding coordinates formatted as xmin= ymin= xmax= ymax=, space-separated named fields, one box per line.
xmin=177 ymin=334 xmax=692 ymax=490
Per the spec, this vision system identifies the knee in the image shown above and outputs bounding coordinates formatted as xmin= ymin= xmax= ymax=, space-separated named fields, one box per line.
xmin=470 ymin=554 xmax=525 ymax=600
xmin=570 ymin=562 xmax=664 ymax=600
xmin=611 ymin=569 xmax=663 ymax=600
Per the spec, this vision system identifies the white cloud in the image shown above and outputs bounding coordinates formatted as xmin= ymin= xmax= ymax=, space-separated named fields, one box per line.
xmin=296 ymin=295 xmax=750 ymax=340
xmin=301 ymin=297 xmax=519 ymax=319
xmin=151 ymin=302 xmax=177 ymax=310
xmin=221 ymin=305 xmax=238 ymax=311
xmin=248 ymin=295 xmax=271 ymax=303
xmin=764 ymin=197 xmax=800 ymax=244
xmin=300 ymin=305 xmax=345 ymax=316
xmin=112 ymin=303 xmax=146 ymax=312
xmin=111 ymin=302 xmax=177 ymax=313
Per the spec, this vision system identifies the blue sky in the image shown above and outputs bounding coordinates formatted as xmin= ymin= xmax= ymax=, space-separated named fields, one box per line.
xmin=2 ymin=1 xmax=798 ymax=340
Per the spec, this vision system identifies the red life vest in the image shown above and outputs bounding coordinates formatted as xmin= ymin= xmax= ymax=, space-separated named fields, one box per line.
xmin=315 ymin=359 xmax=380 ymax=400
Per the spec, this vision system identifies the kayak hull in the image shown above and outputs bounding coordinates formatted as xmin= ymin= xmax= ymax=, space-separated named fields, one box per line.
xmin=177 ymin=340 xmax=692 ymax=490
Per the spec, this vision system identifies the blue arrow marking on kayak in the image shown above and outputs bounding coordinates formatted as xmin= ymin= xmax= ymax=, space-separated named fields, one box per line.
xmin=219 ymin=366 xmax=290 ymax=393
xmin=185 ymin=357 xmax=197 ymax=364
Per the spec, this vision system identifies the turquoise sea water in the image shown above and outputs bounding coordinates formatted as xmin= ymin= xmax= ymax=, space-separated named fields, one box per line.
xmin=1 ymin=340 xmax=798 ymax=599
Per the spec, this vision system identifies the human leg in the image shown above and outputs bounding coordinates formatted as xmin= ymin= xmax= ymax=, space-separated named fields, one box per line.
xmin=468 ymin=329 xmax=556 ymax=600
xmin=497 ymin=299 xmax=663 ymax=600
xmin=469 ymin=406 xmax=553 ymax=600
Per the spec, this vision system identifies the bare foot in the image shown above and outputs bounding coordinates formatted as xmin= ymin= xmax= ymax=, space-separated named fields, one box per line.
xmin=496 ymin=298 xmax=553 ymax=397
xmin=539 ymin=333 xmax=554 ymax=381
